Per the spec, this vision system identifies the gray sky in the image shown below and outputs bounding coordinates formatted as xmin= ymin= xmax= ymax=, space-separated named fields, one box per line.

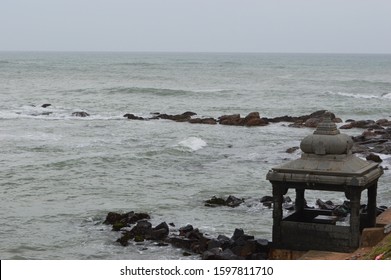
xmin=1 ymin=0 xmax=390 ymax=53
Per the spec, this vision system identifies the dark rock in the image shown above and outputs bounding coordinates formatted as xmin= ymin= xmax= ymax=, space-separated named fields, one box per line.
xmin=179 ymin=225 xmax=194 ymax=236
xmin=202 ymin=248 xmax=223 ymax=260
xmin=232 ymin=228 xmax=244 ymax=241
xmin=226 ymin=195 xmax=244 ymax=207
xmin=205 ymin=195 xmax=244 ymax=208
xmin=127 ymin=212 xmax=151 ymax=224
xmin=150 ymin=222 xmax=169 ymax=240
xmin=376 ymin=119 xmax=391 ymax=126
xmin=123 ymin=113 xmax=144 ymax=120
xmin=339 ymin=123 xmax=354 ymax=129
xmin=283 ymin=202 xmax=295 ymax=211
xmin=265 ymin=115 xmax=299 ymax=123
xmin=220 ymin=249 xmax=245 ymax=260
xmin=304 ymin=117 xmax=321 ymax=128
xmin=217 ymin=235 xmax=234 ymax=249
xmin=207 ymin=238 xmax=223 ymax=250
xmin=150 ymin=228 xmax=169 ymax=240
xmin=333 ymin=117 xmax=343 ymax=123
xmin=218 ymin=114 xmax=242 ymax=125
xmin=72 ymin=111 xmax=90 ymax=117
xmin=234 ymin=235 xmax=255 ymax=247
xmin=188 ymin=118 xmax=217 ymax=125
xmin=41 ymin=103 xmax=51 ymax=108
xmin=286 ymin=146 xmax=299 ymax=153
xmin=104 ymin=212 xmax=124 ymax=225
xmin=260 ymin=195 xmax=273 ymax=203
xmin=243 ymin=112 xmax=269 ymax=127
xmin=130 ymin=220 xmax=152 ymax=237
xmin=316 ymin=199 xmax=336 ymax=210
xmin=245 ymin=117 xmax=269 ymax=127
xmin=169 ymin=237 xmax=193 ymax=250
xmin=112 ymin=221 xmax=127 ymax=231
xmin=156 ymin=112 xmax=197 ymax=122
xmin=333 ymin=201 xmax=351 ymax=217
xmin=105 ymin=211 xmax=151 ymax=232
xmin=366 ymin=153 xmax=382 ymax=163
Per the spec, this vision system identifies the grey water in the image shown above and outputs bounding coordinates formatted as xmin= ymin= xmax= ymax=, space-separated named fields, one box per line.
xmin=0 ymin=52 xmax=390 ymax=259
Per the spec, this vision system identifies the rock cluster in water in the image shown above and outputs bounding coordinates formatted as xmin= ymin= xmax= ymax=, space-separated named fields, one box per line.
xmin=36 ymin=104 xmax=391 ymax=162
xmin=103 ymin=211 xmax=270 ymax=260
xmin=122 ymin=109 xmax=340 ymax=128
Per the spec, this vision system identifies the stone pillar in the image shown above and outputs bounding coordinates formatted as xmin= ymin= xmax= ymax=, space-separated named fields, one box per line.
xmin=366 ymin=183 xmax=378 ymax=228
xmin=272 ymin=184 xmax=285 ymax=245
xmin=295 ymin=189 xmax=305 ymax=215
xmin=349 ymin=189 xmax=362 ymax=248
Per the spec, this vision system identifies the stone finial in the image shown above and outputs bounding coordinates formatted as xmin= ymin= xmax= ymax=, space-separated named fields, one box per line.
xmin=300 ymin=112 xmax=353 ymax=155
xmin=314 ymin=112 xmax=339 ymax=136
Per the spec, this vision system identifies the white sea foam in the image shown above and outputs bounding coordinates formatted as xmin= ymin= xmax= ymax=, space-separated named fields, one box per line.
xmin=325 ymin=91 xmax=378 ymax=99
xmin=177 ymin=137 xmax=207 ymax=151
xmin=381 ymin=92 xmax=391 ymax=99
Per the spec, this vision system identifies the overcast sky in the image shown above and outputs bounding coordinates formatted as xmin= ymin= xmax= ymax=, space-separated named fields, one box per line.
xmin=1 ymin=0 xmax=390 ymax=53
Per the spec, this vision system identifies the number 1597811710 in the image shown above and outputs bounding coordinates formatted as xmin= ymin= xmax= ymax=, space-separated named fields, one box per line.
xmin=213 ymin=266 xmax=273 ymax=276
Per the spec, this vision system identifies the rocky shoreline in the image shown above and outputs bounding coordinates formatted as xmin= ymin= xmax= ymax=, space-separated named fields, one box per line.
xmin=103 ymin=194 xmax=388 ymax=260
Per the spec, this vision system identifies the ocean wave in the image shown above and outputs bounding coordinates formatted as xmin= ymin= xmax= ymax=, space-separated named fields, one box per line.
xmin=177 ymin=137 xmax=207 ymax=151
xmin=106 ymin=86 xmax=230 ymax=96
xmin=0 ymin=106 xmax=123 ymax=121
xmin=324 ymin=91 xmax=383 ymax=99
xmin=381 ymin=92 xmax=391 ymax=99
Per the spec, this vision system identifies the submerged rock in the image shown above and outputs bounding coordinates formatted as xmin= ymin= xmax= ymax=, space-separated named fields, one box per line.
xmin=72 ymin=111 xmax=90 ymax=117
xmin=123 ymin=113 xmax=144 ymax=120
xmin=366 ymin=153 xmax=382 ymax=163
xmin=204 ymin=195 xmax=244 ymax=208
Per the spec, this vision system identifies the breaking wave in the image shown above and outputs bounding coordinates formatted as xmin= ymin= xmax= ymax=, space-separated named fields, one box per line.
xmin=105 ymin=86 xmax=231 ymax=96
xmin=324 ymin=91 xmax=390 ymax=99
xmin=177 ymin=137 xmax=207 ymax=151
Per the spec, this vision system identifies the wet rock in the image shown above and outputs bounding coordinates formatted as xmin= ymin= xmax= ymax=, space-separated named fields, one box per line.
xmin=179 ymin=225 xmax=194 ymax=236
xmin=107 ymin=210 xmax=272 ymax=259
xmin=41 ymin=103 xmax=51 ymax=108
xmin=304 ymin=118 xmax=321 ymax=128
xmin=150 ymin=222 xmax=169 ymax=240
xmin=218 ymin=112 xmax=268 ymax=126
xmin=243 ymin=112 xmax=269 ymax=127
xmin=72 ymin=111 xmax=90 ymax=117
xmin=376 ymin=119 xmax=391 ymax=126
xmin=316 ymin=199 xmax=336 ymax=211
xmin=123 ymin=113 xmax=144 ymax=120
xmin=231 ymin=228 xmax=245 ymax=241
xmin=156 ymin=111 xmax=197 ymax=122
xmin=260 ymin=195 xmax=273 ymax=203
xmin=104 ymin=211 xmax=151 ymax=231
xmin=226 ymin=195 xmax=244 ymax=207
xmin=366 ymin=153 xmax=382 ymax=163
xmin=204 ymin=195 xmax=244 ymax=208
xmin=265 ymin=115 xmax=300 ymax=123
xmin=333 ymin=201 xmax=351 ymax=217
xmin=188 ymin=117 xmax=217 ymax=125
xmin=218 ymin=114 xmax=242 ymax=125
xmin=286 ymin=146 xmax=300 ymax=153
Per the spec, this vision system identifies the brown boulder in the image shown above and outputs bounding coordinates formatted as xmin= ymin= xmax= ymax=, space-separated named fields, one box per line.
xmin=189 ymin=118 xmax=217 ymax=125
xmin=218 ymin=114 xmax=242 ymax=125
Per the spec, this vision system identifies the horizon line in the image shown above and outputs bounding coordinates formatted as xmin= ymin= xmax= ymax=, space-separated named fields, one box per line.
xmin=1 ymin=50 xmax=391 ymax=55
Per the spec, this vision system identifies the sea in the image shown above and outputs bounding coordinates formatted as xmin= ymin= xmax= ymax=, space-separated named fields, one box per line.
xmin=0 ymin=52 xmax=391 ymax=259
